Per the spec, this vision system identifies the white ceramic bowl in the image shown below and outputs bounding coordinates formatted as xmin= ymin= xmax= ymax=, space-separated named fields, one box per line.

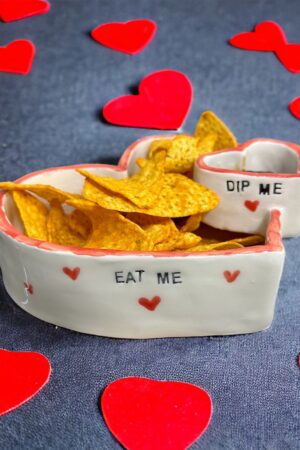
xmin=195 ymin=138 xmax=300 ymax=237
xmin=0 ymin=136 xmax=285 ymax=338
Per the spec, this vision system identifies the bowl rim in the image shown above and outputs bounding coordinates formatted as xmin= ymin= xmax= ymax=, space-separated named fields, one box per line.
xmin=0 ymin=136 xmax=283 ymax=257
xmin=197 ymin=138 xmax=300 ymax=178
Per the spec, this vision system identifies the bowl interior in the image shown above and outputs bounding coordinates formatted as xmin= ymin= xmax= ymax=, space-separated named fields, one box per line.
xmin=203 ymin=141 xmax=300 ymax=174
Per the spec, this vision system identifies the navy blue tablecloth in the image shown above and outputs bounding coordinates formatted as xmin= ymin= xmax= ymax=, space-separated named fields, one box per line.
xmin=0 ymin=0 xmax=299 ymax=448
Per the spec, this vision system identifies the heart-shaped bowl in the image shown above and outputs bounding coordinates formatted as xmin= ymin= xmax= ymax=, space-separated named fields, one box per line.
xmin=0 ymin=136 xmax=285 ymax=338
xmin=195 ymin=138 xmax=300 ymax=237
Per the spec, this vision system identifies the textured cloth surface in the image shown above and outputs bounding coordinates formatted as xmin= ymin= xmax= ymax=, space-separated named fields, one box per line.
xmin=0 ymin=0 xmax=300 ymax=449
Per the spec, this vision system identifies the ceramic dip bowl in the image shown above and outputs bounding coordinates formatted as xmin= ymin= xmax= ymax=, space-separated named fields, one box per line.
xmin=0 ymin=136 xmax=285 ymax=338
xmin=195 ymin=138 xmax=300 ymax=237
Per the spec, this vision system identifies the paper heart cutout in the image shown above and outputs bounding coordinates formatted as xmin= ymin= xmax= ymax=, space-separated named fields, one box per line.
xmin=91 ymin=19 xmax=157 ymax=55
xmin=244 ymin=200 xmax=259 ymax=212
xmin=0 ymin=40 xmax=35 ymax=74
xmin=229 ymin=21 xmax=285 ymax=51
xmin=101 ymin=377 xmax=212 ymax=450
xmin=0 ymin=0 xmax=50 ymax=22
xmin=138 ymin=296 xmax=161 ymax=311
xmin=229 ymin=21 xmax=300 ymax=73
xmin=103 ymin=70 xmax=193 ymax=130
xmin=0 ymin=349 xmax=51 ymax=415
xmin=63 ymin=266 xmax=80 ymax=280
xmin=289 ymin=97 xmax=300 ymax=119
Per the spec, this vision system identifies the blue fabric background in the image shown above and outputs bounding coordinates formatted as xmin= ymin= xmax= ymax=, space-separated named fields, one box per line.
xmin=0 ymin=0 xmax=299 ymax=448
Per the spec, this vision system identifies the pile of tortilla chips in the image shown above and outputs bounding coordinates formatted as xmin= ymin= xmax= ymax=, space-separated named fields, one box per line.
xmin=0 ymin=111 xmax=264 ymax=252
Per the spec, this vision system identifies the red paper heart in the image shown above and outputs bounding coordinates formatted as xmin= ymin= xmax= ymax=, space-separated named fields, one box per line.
xmin=289 ymin=97 xmax=300 ymax=119
xmin=244 ymin=200 xmax=259 ymax=212
xmin=138 ymin=295 xmax=161 ymax=311
xmin=103 ymin=70 xmax=193 ymax=130
xmin=224 ymin=270 xmax=240 ymax=283
xmin=91 ymin=19 xmax=157 ymax=55
xmin=0 ymin=349 xmax=51 ymax=415
xmin=229 ymin=21 xmax=285 ymax=51
xmin=63 ymin=266 xmax=80 ymax=280
xmin=0 ymin=0 xmax=50 ymax=22
xmin=0 ymin=40 xmax=35 ymax=74
xmin=101 ymin=377 xmax=212 ymax=450
xmin=229 ymin=21 xmax=300 ymax=73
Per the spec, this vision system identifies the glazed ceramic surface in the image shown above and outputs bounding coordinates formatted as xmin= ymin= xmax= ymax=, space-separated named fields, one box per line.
xmin=0 ymin=136 xmax=285 ymax=338
xmin=195 ymin=139 xmax=300 ymax=237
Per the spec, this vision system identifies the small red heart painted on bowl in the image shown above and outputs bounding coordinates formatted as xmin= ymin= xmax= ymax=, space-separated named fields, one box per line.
xmin=0 ymin=40 xmax=35 ymax=74
xmin=24 ymin=282 xmax=33 ymax=294
xmin=289 ymin=97 xmax=300 ymax=120
xmin=102 ymin=69 xmax=193 ymax=130
xmin=224 ymin=270 xmax=240 ymax=283
xmin=0 ymin=349 xmax=51 ymax=416
xmin=91 ymin=19 xmax=157 ymax=55
xmin=0 ymin=0 xmax=50 ymax=22
xmin=101 ymin=377 xmax=212 ymax=450
xmin=138 ymin=295 xmax=161 ymax=311
xmin=244 ymin=200 xmax=259 ymax=212
xmin=63 ymin=267 xmax=80 ymax=280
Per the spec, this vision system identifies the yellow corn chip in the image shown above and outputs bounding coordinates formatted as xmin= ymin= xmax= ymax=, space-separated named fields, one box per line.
xmin=180 ymin=213 xmax=202 ymax=233
xmin=194 ymin=111 xmax=237 ymax=150
xmin=153 ymin=232 xmax=201 ymax=251
xmin=12 ymin=190 xmax=48 ymax=241
xmin=233 ymin=235 xmax=264 ymax=246
xmin=126 ymin=213 xmax=177 ymax=245
xmin=47 ymin=200 xmax=86 ymax=247
xmin=66 ymin=198 xmax=154 ymax=251
xmin=185 ymin=241 xmax=243 ymax=252
xmin=77 ymin=149 xmax=166 ymax=209
xmin=82 ymin=174 xmax=219 ymax=218
xmin=148 ymin=134 xmax=216 ymax=174
xmin=0 ymin=182 xmax=80 ymax=204
xmin=66 ymin=209 xmax=92 ymax=240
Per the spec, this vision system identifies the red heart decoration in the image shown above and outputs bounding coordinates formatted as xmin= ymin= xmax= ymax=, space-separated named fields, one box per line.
xmin=0 ymin=349 xmax=51 ymax=415
xmin=0 ymin=40 xmax=35 ymax=74
xmin=289 ymin=97 xmax=300 ymax=119
xmin=101 ymin=377 xmax=212 ymax=450
xmin=224 ymin=270 xmax=240 ymax=283
xmin=138 ymin=295 xmax=161 ymax=311
xmin=63 ymin=266 xmax=80 ymax=280
xmin=229 ymin=21 xmax=300 ymax=74
xmin=103 ymin=70 xmax=193 ymax=130
xmin=229 ymin=21 xmax=285 ymax=51
xmin=24 ymin=282 xmax=33 ymax=294
xmin=91 ymin=19 xmax=157 ymax=55
xmin=244 ymin=200 xmax=259 ymax=212
xmin=0 ymin=0 xmax=50 ymax=22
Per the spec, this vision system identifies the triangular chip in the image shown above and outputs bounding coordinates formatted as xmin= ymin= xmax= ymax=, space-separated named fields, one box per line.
xmin=12 ymin=190 xmax=48 ymax=241
xmin=0 ymin=182 xmax=80 ymax=204
xmin=77 ymin=149 xmax=166 ymax=209
xmin=66 ymin=198 xmax=154 ymax=251
xmin=153 ymin=231 xmax=201 ymax=251
xmin=126 ymin=213 xmax=177 ymax=245
xmin=194 ymin=111 xmax=237 ymax=150
xmin=82 ymin=174 xmax=219 ymax=218
xmin=47 ymin=200 xmax=85 ymax=247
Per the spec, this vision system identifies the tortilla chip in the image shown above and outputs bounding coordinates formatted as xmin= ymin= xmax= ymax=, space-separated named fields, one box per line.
xmin=194 ymin=111 xmax=237 ymax=150
xmin=153 ymin=231 xmax=201 ymax=251
xmin=12 ymin=190 xmax=48 ymax=241
xmin=82 ymin=173 xmax=219 ymax=218
xmin=47 ymin=200 xmax=85 ymax=247
xmin=66 ymin=198 xmax=154 ymax=251
xmin=180 ymin=213 xmax=202 ymax=233
xmin=0 ymin=182 xmax=80 ymax=203
xmin=126 ymin=213 xmax=177 ymax=244
xmin=77 ymin=149 xmax=166 ymax=209
xmin=66 ymin=209 xmax=92 ymax=240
